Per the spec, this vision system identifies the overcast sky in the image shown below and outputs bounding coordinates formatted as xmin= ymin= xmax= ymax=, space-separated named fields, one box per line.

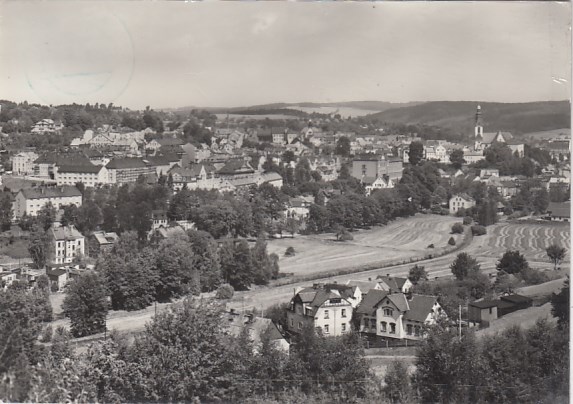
xmin=0 ymin=1 xmax=570 ymax=110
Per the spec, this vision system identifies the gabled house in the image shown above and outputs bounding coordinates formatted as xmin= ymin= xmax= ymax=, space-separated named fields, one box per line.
xmin=89 ymin=231 xmax=119 ymax=255
xmin=13 ymin=186 xmax=82 ymax=219
xmin=546 ymin=202 xmax=570 ymax=222
xmin=449 ymin=194 xmax=476 ymax=215
xmin=50 ymin=224 xmax=85 ymax=265
xmin=363 ymin=175 xmax=394 ymax=196
xmin=376 ymin=276 xmax=413 ymax=294
xmin=223 ymin=310 xmax=290 ymax=353
xmin=286 ymin=283 xmax=354 ymax=337
xmin=356 ymin=290 xmax=444 ymax=340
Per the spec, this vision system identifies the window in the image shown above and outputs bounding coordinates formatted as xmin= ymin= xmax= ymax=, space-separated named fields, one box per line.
xmin=407 ymin=324 xmax=413 ymax=335
xmin=380 ymin=321 xmax=387 ymax=332
xmin=489 ymin=307 xmax=493 ymax=314
xmin=384 ymin=308 xmax=393 ymax=316
xmin=414 ymin=326 xmax=421 ymax=336
xmin=324 ymin=325 xmax=329 ymax=334
xmin=342 ymin=323 xmax=346 ymax=332
xmin=370 ymin=319 xmax=376 ymax=329
xmin=324 ymin=310 xmax=329 ymax=319
xmin=298 ymin=322 xmax=302 ymax=330
xmin=290 ymin=319 xmax=294 ymax=327
xmin=390 ymin=323 xmax=396 ymax=334
xmin=341 ymin=309 xmax=347 ymax=318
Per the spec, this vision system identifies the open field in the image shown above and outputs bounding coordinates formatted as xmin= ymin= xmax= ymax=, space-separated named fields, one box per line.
xmin=291 ymin=106 xmax=381 ymax=117
xmin=215 ymin=113 xmax=299 ymax=120
xmin=465 ymin=220 xmax=570 ymax=268
xmin=521 ymin=128 xmax=570 ymax=141
xmin=476 ymin=302 xmax=555 ymax=338
xmin=268 ymin=215 xmax=463 ymax=276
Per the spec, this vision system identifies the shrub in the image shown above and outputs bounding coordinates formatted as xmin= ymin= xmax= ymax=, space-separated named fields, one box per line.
xmin=517 ymin=267 xmax=550 ymax=285
xmin=427 ymin=244 xmax=435 ymax=249
xmin=40 ymin=325 xmax=53 ymax=343
xmin=448 ymin=237 xmax=456 ymax=246
xmin=451 ymin=223 xmax=464 ymax=234
xmin=215 ymin=284 xmax=234 ymax=300
xmin=471 ymin=225 xmax=487 ymax=236
xmin=463 ymin=216 xmax=473 ymax=225
xmin=285 ymin=246 xmax=296 ymax=257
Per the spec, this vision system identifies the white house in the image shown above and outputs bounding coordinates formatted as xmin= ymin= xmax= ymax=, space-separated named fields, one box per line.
xmin=449 ymin=194 xmax=476 ymax=215
xmin=12 ymin=152 xmax=39 ymax=175
xmin=13 ymin=186 xmax=82 ymax=219
xmin=50 ymin=224 xmax=85 ymax=265
xmin=54 ymin=164 xmax=108 ymax=187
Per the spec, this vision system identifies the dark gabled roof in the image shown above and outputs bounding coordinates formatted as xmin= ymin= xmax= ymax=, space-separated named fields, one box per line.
xmin=20 ymin=186 xmax=82 ymax=200
xmin=144 ymin=156 xmax=171 ymax=166
xmin=387 ymin=293 xmax=410 ymax=313
xmin=404 ymin=295 xmax=438 ymax=322
xmin=499 ymin=294 xmax=532 ymax=305
xmin=156 ymin=137 xmax=184 ymax=147
xmin=355 ymin=289 xmax=388 ymax=315
xmin=57 ymin=164 xmax=103 ymax=174
xmin=218 ymin=159 xmax=254 ymax=175
xmin=377 ymin=276 xmax=408 ymax=293
xmin=469 ymin=299 xmax=499 ymax=309
xmin=106 ymin=158 xmax=147 ymax=169
xmin=47 ymin=269 xmax=67 ymax=277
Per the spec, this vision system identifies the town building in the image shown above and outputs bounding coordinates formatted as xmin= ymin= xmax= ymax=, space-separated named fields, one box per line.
xmin=106 ymin=158 xmax=156 ymax=184
xmin=54 ymin=164 xmax=108 ymax=187
xmin=50 ymin=224 xmax=85 ymax=265
xmin=31 ymin=119 xmax=63 ymax=135
xmin=286 ymin=283 xmax=355 ymax=337
xmin=546 ymin=202 xmax=570 ymax=222
xmin=356 ymin=290 xmax=444 ymax=341
xmin=468 ymin=294 xmax=533 ymax=327
xmin=449 ymin=194 xmax=476 ymax=215
xmin=12 ymin=151 xmax=39 ymax=175
xmin=351 ymin=155 xmax=403 ymax=183
xmin=13 ymin=186 xmax=82 ymax=218
xmin=89 ymin=231 xmax=119 ymax=255
xmin=223 ymin=310 xmax=290 ymax=353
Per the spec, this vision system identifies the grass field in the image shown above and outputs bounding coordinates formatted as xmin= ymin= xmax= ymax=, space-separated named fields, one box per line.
xmin=465 ymin=221 xmax=570 ymax=270
xmin=268 ymin=215 xmax=463 ymax=276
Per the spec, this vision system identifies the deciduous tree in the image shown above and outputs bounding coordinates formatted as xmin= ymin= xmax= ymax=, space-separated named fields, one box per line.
xmin=63 ymin=271 xmax=108 ymax=338
xmin=546 ymin=244 xmax=567 ymax=270
xmin=450 ymin=252 xmax=481 ymax=280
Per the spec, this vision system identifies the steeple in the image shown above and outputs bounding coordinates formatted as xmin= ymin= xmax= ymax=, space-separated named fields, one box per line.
xmin=474 ymin=105 xmax=483 ymax=138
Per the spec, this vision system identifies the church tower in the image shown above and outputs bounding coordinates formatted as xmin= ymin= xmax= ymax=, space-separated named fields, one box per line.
xmin=474 ymin=105 xmax=483 ymax=138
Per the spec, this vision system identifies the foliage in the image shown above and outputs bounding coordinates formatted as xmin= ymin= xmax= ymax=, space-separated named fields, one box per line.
xmin=155 ymin=238 xmax=199 ymax=301
xmin=408 ymin=141 xmax=424 ymax=165
xmin=408 ymin=264 xmax=428 ymax=285
xmin=285 ymin=246 xmax=296 ymax=256
xmin=448 ymin=236 xmax=456 ymax=246
xmin=450 ymin=252 xmax=481 ymax=280
xmin=63 ymin=271 xmax=108 ymax=337
xmin=187 ymin=230 xmax=222 ymax=292
xmin=546 ymin=244 xmax=567 ymax=270
xmin=334 ymin=136 xmax=351 ymax=156
xmin=462 ymin=216 xmax=473 ymax=225
xmin=220 ymin=240 xmax=253 ymax=291
xmin=27 ymin=227 xmax=52 ymax=269
xmin=496 ymin=250 xmax=529 ymax=274
xmin=470 ymin=225 xmax=486 ymax=236
xmin=449 ymin=149 xmax=465 ymax=169
xmin=383 ymin=360 xmax=413 ymax=403
xmin=551 ymin=278 xmax=569 ymax=329
xmin=215 ymin=283 xmax=234 ymax=300
xmin=451 ymin=223 xmax=464 ymax=234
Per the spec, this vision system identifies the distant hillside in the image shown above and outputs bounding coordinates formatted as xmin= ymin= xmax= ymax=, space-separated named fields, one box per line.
xmin=170 ymin=101 xmax=421 ymax=116
xmin=366 ymin=101 xmax=571 ymax=136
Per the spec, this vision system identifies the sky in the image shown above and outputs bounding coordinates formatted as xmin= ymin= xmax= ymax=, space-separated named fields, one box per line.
xmin=0 ymin=1 xmax=570 ymax=110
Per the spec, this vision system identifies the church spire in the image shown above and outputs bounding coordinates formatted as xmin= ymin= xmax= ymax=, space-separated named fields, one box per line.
xmin=474 ymin=105 xmax=483 ymax=138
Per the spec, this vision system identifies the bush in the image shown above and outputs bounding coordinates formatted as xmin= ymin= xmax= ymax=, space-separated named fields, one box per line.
xmin=39 ymin=324 xmax=53 ymax=343
xmin=427 ymin=244 xmax=435 ymax=249
xmin=285 ymin=246 xmax=296 ymax=257
xmin=448 ymin=237 xmax=456 ymax=246
xmin=518 ymin=267 xmax=550 ymax=285
xmin=215 ymin=284 xmax=234 ymax=300
xmin=471 ymin=225 xmax=487 ymax=236
xmin=451 ymin=223 xmax=464 ymax=234
xmin=463 ymin=216 xmax=473 ymax=225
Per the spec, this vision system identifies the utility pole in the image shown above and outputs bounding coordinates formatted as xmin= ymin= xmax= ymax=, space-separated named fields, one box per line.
xmin=458 ymin=304 xmax=462 ymax=341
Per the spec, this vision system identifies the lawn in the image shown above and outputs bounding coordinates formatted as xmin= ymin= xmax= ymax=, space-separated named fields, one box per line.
xmin=268 ymin=215 xmax=462 ymax=277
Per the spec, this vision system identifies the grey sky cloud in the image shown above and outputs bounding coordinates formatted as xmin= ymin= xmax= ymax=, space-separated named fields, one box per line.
xmin=0 ymin=1 xmax=570 ymax=109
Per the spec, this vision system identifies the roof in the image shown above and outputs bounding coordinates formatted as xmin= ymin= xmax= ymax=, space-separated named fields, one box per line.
xmin=451 ymin=193 xmax=475 ymax=202
xmin=403 ymin=294 xmax=438 ymax=322
xmin=92 ymin=231 xmax=119 ymax=245
xmin=50 ymin=225 xmax=84 ymax=241
xmin=346 ymin=280 xmax=382 ymax=294
xmin=106 ymin=158 xmax=147 ymax=169
xmin=261 ymin=172 xmax=282 ymax=182
xmin=223 ymin=313 xmax=285 ymax=343
xmin=156 ymin=138 xmax=184 ymax=147
xmin=57 ymin=164 xmax=103 ymax=174
xmin=20 ymin=186 xmax=82 ymax=200
xmin=355 ymin=289 xmax=388 ymax=315
xmin=547 ymin=202 xmax=571 ymax=218
xmin=387 ymin=293 xmax=410 ymax=312
xmin=500 ymin=294 xmax=533 ymax=305
xmin=218 ymin=159 xmax=254 ymax=175
xmin=469 ymin=299 xmax=499 ymax=309
xmin=47 ymin=269 xmax=67 ymax=277
xmin=377 ymin=276 xmax=408 ymax=293
xmin=144 ymin=156 xmax=171 ymax=166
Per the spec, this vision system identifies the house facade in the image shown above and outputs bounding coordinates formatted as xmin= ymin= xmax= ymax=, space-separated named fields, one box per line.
xmin=356 ymin=290 xmax=444 ymax=340
xmin=50 ymin=225 xmax=85 ymax=265
xmin=54 ymin=164 xmax=109 ymax=187
xmin=12 ymin=151 xmax=39 ymax=175
xmin=106 ymin=158 xmax=156 ymax=184
xmin=352 ymin=155 xmax=403 ymax=183
xmin=286 ymin=284 xmax=355 ymax=337
xmin=13 ymin=186 xmax=82 ymax=218
xmin=449 ymin=194 xmax=476 ymax=215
